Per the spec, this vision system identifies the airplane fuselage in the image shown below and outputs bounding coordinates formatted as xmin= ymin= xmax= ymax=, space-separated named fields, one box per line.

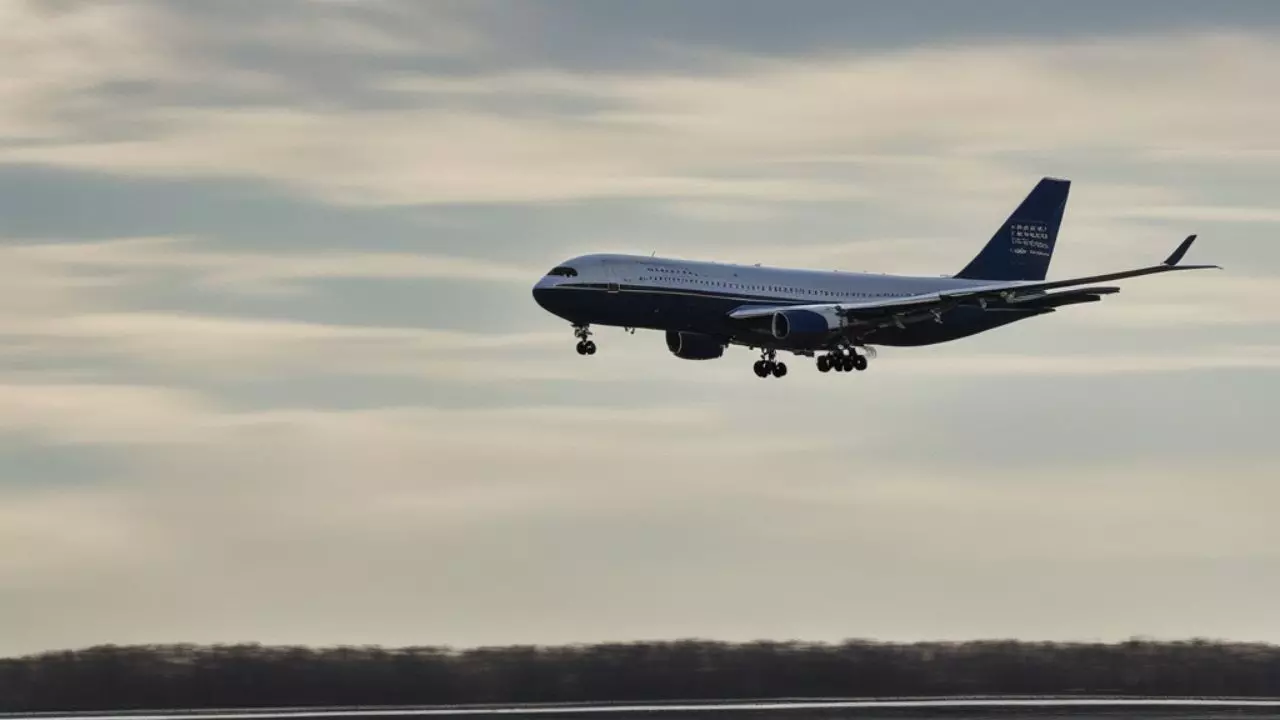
xmin=532 ymin=253 xmax=1051 ymax=350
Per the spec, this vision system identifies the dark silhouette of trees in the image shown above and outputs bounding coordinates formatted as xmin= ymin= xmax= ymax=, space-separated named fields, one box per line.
xmin=2 ymin=639 xmax=1280 ymax=712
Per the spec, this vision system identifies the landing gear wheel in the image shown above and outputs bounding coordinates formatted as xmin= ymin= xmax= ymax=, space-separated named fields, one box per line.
xmin=819 ymin=347 xmax=868 ymax=374
xmin=572 ymin=325 xmax=596 ymax=356
xmin=753 ymin=349 xmax=783 ymax=379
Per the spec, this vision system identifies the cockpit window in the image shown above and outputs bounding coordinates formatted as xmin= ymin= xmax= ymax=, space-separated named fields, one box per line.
xmin=547 ymin=266 xmax=578 ymax=277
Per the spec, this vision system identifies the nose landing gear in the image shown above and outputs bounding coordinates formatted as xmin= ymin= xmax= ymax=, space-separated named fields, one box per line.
xmin=573 ymin=324 xmax=597 ymax=355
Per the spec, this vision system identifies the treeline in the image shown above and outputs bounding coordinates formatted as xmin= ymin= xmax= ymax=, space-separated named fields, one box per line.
xmin=3 ymin=639 xmax=1280 ymax=711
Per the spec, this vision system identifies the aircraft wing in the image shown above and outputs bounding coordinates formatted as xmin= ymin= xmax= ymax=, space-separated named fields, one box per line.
xmin=728 ymin=235 xmax=1217 ymax=330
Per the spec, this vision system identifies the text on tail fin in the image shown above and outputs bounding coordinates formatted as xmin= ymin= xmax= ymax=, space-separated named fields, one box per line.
xmin=955 ymin=177 xmax=1071 ymax=282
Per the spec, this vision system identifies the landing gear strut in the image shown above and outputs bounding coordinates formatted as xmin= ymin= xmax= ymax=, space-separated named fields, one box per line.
xmin=753 ymin=349 xmax=787 ymax=379
xmin=573 ymin=324 xmax=597 ymax=356
xmin=817 ymin=345 xmax=868 ymax=374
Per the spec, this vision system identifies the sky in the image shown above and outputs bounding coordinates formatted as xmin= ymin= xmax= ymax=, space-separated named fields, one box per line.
xmin=2 ymin=0 xmax=1280 ymax=657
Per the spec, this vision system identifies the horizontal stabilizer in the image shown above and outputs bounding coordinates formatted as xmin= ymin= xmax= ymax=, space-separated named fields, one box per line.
xmin=1005 ymin=286 xmax=1119 ymax=304
xmin=1008 ymin=286 xmax=1119 ymax=310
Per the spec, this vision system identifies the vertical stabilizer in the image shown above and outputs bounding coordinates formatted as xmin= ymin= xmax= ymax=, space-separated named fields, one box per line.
xmin=955 ymin=177 xmax=1070 ymax=281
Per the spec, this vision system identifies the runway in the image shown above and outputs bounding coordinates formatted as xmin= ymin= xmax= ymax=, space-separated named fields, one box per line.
xmin=9 ymin=699 xmax=1280 ymax=720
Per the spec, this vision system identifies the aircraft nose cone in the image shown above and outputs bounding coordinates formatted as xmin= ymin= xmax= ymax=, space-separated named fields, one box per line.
xmin=532 ymin=286 xmax=553 ymax=311
xmin=533 ymin=279 xmax=579 ymax=322
xmin=532 ymin=276 xmax=560 ymax=312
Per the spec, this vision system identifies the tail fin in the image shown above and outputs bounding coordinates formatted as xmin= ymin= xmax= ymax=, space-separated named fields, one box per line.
xmin=955 ymin=177 xmax=1070 ymax=281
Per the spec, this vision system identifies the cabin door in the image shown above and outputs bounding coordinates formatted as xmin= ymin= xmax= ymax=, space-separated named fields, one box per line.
xmin=605 ymin=261 xmax=621 ymax=294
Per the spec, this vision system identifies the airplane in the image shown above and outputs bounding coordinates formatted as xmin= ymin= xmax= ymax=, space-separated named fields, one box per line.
xmin=531 ymin=177 xmax=1220 ymax=378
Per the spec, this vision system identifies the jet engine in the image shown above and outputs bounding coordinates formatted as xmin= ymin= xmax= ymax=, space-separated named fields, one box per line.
xmin=771 ymin=308 xmax=841 ymax=347
xmin=665 ymin=330 xmax=725 ymax=360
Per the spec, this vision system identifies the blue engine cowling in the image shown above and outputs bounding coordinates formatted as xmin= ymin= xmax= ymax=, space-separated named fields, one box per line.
xmin=771 ymin=309 xmax=832 ymax=348
xmin=666 ymin=331 xmax=725 ymax=360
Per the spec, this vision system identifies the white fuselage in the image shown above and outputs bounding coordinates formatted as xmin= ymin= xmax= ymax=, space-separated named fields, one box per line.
xmin=535 ymin=252 xmax=988 ymax=304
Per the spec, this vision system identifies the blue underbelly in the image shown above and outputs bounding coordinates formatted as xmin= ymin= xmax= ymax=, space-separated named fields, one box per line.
xmin=534 ymin=286 xmax=1048 ymax=348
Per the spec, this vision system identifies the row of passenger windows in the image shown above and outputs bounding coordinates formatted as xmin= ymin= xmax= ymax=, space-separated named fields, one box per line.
xmin=638 ymin=275 xmax=908 ymax=299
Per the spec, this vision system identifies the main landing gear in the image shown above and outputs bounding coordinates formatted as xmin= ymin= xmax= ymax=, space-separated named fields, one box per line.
xmin=753 ymin=349 xmax=788 ymax=379
xmin=816 ymin=347 xmax=868 ymax=374
xmin=573 ymin=324 xmax=597 ymax=356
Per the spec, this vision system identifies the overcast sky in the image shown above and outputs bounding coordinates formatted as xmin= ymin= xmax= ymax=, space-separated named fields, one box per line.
xmin=2 ymin=0 xmax=1280 ymax=657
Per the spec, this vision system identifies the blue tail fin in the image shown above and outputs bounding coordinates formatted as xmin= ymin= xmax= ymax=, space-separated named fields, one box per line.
xmin=955 ymin=177 xmax=1070 ymax=281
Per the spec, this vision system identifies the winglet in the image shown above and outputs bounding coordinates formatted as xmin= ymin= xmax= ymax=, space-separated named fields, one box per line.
xmin=1163 ymin=234 xmax=1197 ymax=266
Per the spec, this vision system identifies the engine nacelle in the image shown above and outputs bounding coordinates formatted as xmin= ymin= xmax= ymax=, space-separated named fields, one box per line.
xmin=665 ymin=331 xmax=725 ymax=360
xmin=771 ymin=308 xmax=840 ymax=347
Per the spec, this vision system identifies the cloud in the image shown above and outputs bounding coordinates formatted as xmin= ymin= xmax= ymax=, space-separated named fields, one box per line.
xmin=1116 ymin=205 xmax=1280 ymax=224
xmin=236 ymin=1 xmax=486 ymax=58
xmin=661 ymin=200 xmax=789 ymax=223
xmin=0 ymin=380 xmax=716 ymax=448
xmin=0 ymin=0 xmax=488 ymax=142
xmin=0 ymin=242 xmax=123 ymax=322
xmin=880 ymin=344 xmax=1280 ymax=376
xmin=0 ymin=382 xmax=217 ymax=446
xmin=0 ymin=488 xmax=150 ymax=580
xmin=0 ymin=0 xmax=178 ymax=140
xmin=7 ymin=236 xmax=540 ymax=292
xmin=0 ymin=233 xmax=561 ymax=378
xmin=2 ymin=377 xmax=1278 ymax=654
xmin=3 ymin=14 xmax=1279 ymax=207
xmin=0 ymin=310 xmax=568 ymax=380
xmin=0 ymin=394 xmax=764 ymax=649
xmin=0 ymin=114 xmax=870 ymax=205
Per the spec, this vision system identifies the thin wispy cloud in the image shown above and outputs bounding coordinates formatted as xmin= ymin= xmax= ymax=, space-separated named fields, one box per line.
xmin=7 ymin=236 xmax=539 ymax=288
xmin=1117 ymin=205 xmax=1280 ymax=223
xmin=5 ymin=2 xmax=1280 ymax=209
